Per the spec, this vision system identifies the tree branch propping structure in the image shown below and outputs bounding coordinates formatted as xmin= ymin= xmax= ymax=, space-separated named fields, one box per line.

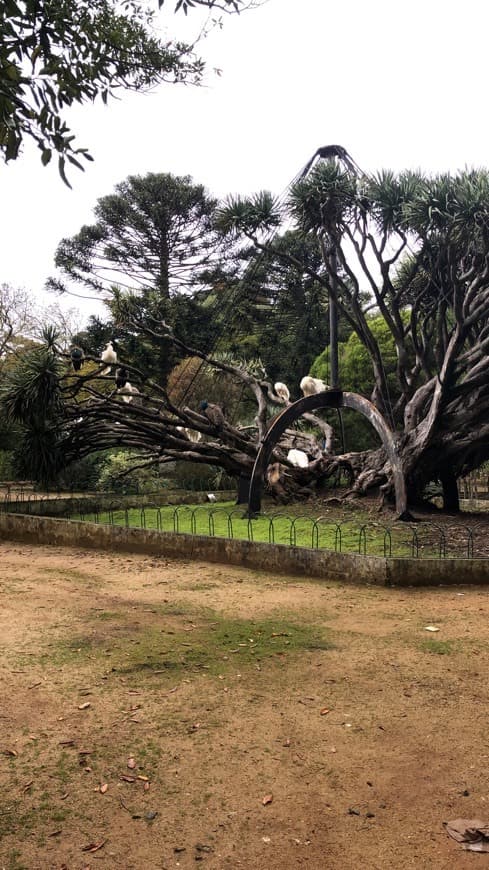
xmin=213 ymin=164 xmax=489 ymax=508
xmin=0 ymin=317 xmax=338 ymax=496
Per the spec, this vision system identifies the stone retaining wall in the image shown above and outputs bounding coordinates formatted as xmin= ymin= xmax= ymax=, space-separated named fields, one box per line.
xmin=2 ymin=490 xmax=236 ymax=516
xmin=0 ymin=513 xmax=488 ymax=587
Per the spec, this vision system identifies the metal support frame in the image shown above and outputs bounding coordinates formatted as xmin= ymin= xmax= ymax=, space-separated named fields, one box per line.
xmin=247 ymin=390 xmax=410 ymax=520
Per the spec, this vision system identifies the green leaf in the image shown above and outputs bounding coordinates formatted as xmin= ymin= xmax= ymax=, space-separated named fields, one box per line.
xmin=58 ymin=155 xmax=71 ymax=189
xmin=41 ymin=148 xmax=52 ymax=165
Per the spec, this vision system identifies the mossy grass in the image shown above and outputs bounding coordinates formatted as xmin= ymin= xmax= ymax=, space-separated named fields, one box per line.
xmin=420 ymin=638 xmax=455 ymax=655
xmin=29 ymin=609 xmax=334 ymax=677
xmin=72 ymin=500 xmax=424 ymax=557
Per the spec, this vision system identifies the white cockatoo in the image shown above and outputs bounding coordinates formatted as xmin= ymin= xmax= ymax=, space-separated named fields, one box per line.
xmin=287 ymin=448 xmax=309 ymax=468
xmin=176 ymin=426 xmax=202 ymax=443
xmin=101 ymin=341 xmax=117 ymax=375
xmin=300 ymin=375 xmax=329 ymax=396
xmin=274 ymin=382 xmax=291 ymax=403
xmin=118 ymin=382 xmax=139 ymax=404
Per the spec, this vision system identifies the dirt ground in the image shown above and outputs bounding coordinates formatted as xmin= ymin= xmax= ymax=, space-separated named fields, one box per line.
xmin=1 ymin=542 xmax=489 ymax=869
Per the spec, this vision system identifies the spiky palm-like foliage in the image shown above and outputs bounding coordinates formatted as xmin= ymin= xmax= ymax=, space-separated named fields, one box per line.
xmin=1 ymin=345 xmax=65 ymax=484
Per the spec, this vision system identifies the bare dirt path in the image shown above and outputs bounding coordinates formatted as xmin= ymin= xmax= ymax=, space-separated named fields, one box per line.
xmin=1 ymin=542 xmax=489 ymax=869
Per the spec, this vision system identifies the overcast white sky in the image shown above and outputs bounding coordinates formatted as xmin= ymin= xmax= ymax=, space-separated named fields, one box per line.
xmin=2 ymin=0 xmax=489 ymax=323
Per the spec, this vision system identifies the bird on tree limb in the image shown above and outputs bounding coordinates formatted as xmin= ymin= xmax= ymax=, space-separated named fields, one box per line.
xmin=115 ymin=367 xmax=128 ymax=388
xmin=118 ymin=382 xmax=140 ymax=404
xmin=300 ymin=375 xmax=330 ymax=396
xmin=287 ymin=448 xmax=309 ymax=468
xmin=274 ymin=382 xmax=290 ymax=403
xmin=200 ymin=400 xmax=226 ymax=428
xmin=101 ymin=341 xmax=117 ymax=375
xmin=70 ymin=346 xmax=84 ymax=371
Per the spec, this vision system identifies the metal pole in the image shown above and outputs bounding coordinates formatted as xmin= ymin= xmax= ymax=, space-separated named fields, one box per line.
xmin=329 ymin=250 xmax=339 ymax=389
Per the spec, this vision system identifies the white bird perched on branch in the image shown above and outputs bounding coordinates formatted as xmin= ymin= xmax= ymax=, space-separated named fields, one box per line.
xmin=274 ymin=382 xmax=290 ymax=403
xmin=101 ymin=341 xmax=117 ymax=375
xmin=176 ymin=426 xmax=202 ymax=443
xmin=118 ymin=382 xmax=139 ymax=404
xmin=287 ymin=448 xmax=309 ymax=468
xmin=300 ymin=376 xmax=329 ymax=396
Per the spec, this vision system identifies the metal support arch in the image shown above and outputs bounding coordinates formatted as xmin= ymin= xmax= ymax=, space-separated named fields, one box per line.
xmin=247 ymin=390 xmax=410 ymax=520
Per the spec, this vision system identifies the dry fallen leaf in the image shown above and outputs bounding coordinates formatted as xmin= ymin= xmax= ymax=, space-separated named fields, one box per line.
xmin=2 ymin=749 xmax=17 ymax=757
xmin=78 ymin=702 xmax=91 ymax=710
xmin=137 ymin=775 xmax=149 ymax=782
xmin=262 ymin=794 xmax=273 ymax=806
xmin=99 ymin=783 xmax=108 ymax=794
xmin=144 ymin=781 xmax=150 ymax=792
xmin=121 ymin=775 xmax=136 ymax=783
xmin=127 ymin=757 xmax=136 ymax=769
xmin=320 ymin=708 xmax=330 ymax=716
xmin=22 ymin=780 xmax=33 ymax=793
xmin=81 ymin=839 xmax=106 ymax=853
xmin=424 ymin=625 xmax=440 ymax=632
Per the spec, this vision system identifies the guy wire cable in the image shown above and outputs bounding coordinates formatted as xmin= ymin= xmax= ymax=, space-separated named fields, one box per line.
xmin=174 ymin=146 xmax=356 ymax=408
xmin=170 ymin=168 xmax=309 ymax=408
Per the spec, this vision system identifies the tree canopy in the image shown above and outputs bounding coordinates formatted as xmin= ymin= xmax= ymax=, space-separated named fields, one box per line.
xmin=48 ymin=172 xmax=225 ymax=298
xmin=8 ymin=159 xmax=489 ymax=511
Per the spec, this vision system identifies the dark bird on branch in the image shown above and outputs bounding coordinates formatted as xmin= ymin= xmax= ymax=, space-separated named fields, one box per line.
xmin=115 ymin=367 xmax=128 ymax=388
xmin=200 ymin=400 xmax=226 ymax=428
xmin=298 ymin=144 xmax=358 ymax=180
xmin=70 ymin=346 xmax=84 ymax=371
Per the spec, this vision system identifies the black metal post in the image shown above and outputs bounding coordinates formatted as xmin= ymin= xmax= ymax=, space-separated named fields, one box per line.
xmin=329 ymin=250 xmax=339 ymax=389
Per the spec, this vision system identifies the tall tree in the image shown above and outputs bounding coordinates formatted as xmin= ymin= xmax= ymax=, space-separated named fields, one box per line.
xmin=48 ymin=172 xmax=226 ymax=298
xmin=0 ymin=0 xmax=259 ymax=179
xmin=0 ymin=283 xmax=35 ymax=359
xmin=48 ymin=171 xmax=236 ymax=383
xmin=216 ymin=163 xmax=489 ymax=507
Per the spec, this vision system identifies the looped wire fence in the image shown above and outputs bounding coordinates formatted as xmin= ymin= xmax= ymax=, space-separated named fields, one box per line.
xmin=0 ymin=493 xmax=485 ymax=560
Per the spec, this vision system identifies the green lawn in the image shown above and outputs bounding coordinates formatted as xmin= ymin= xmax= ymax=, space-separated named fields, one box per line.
xmin=71 ymin=500 xmax=429 ymax=557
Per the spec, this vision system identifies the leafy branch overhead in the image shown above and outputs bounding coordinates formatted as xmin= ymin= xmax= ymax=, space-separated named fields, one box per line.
xmin=159 ymin=0 xmax=256 ymax=12
xmin=0 ymin=0 xmax=259 ymax=181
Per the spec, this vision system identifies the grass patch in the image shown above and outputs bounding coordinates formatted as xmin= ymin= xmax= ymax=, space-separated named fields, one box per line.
xmin=40 ymin=612 xmax=334 ymax=677
xmin=420 ymin=638 xmax=454 ymax=655
xmin=118 ymin=616 xmax=334 ymax=676
xmin=37 ymin=567 xmax=96 ymax=583
xmin=91 ymin=609 xmax=119 ymax=621
xmin=72 ymin=500 xmax=425 ymax=557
